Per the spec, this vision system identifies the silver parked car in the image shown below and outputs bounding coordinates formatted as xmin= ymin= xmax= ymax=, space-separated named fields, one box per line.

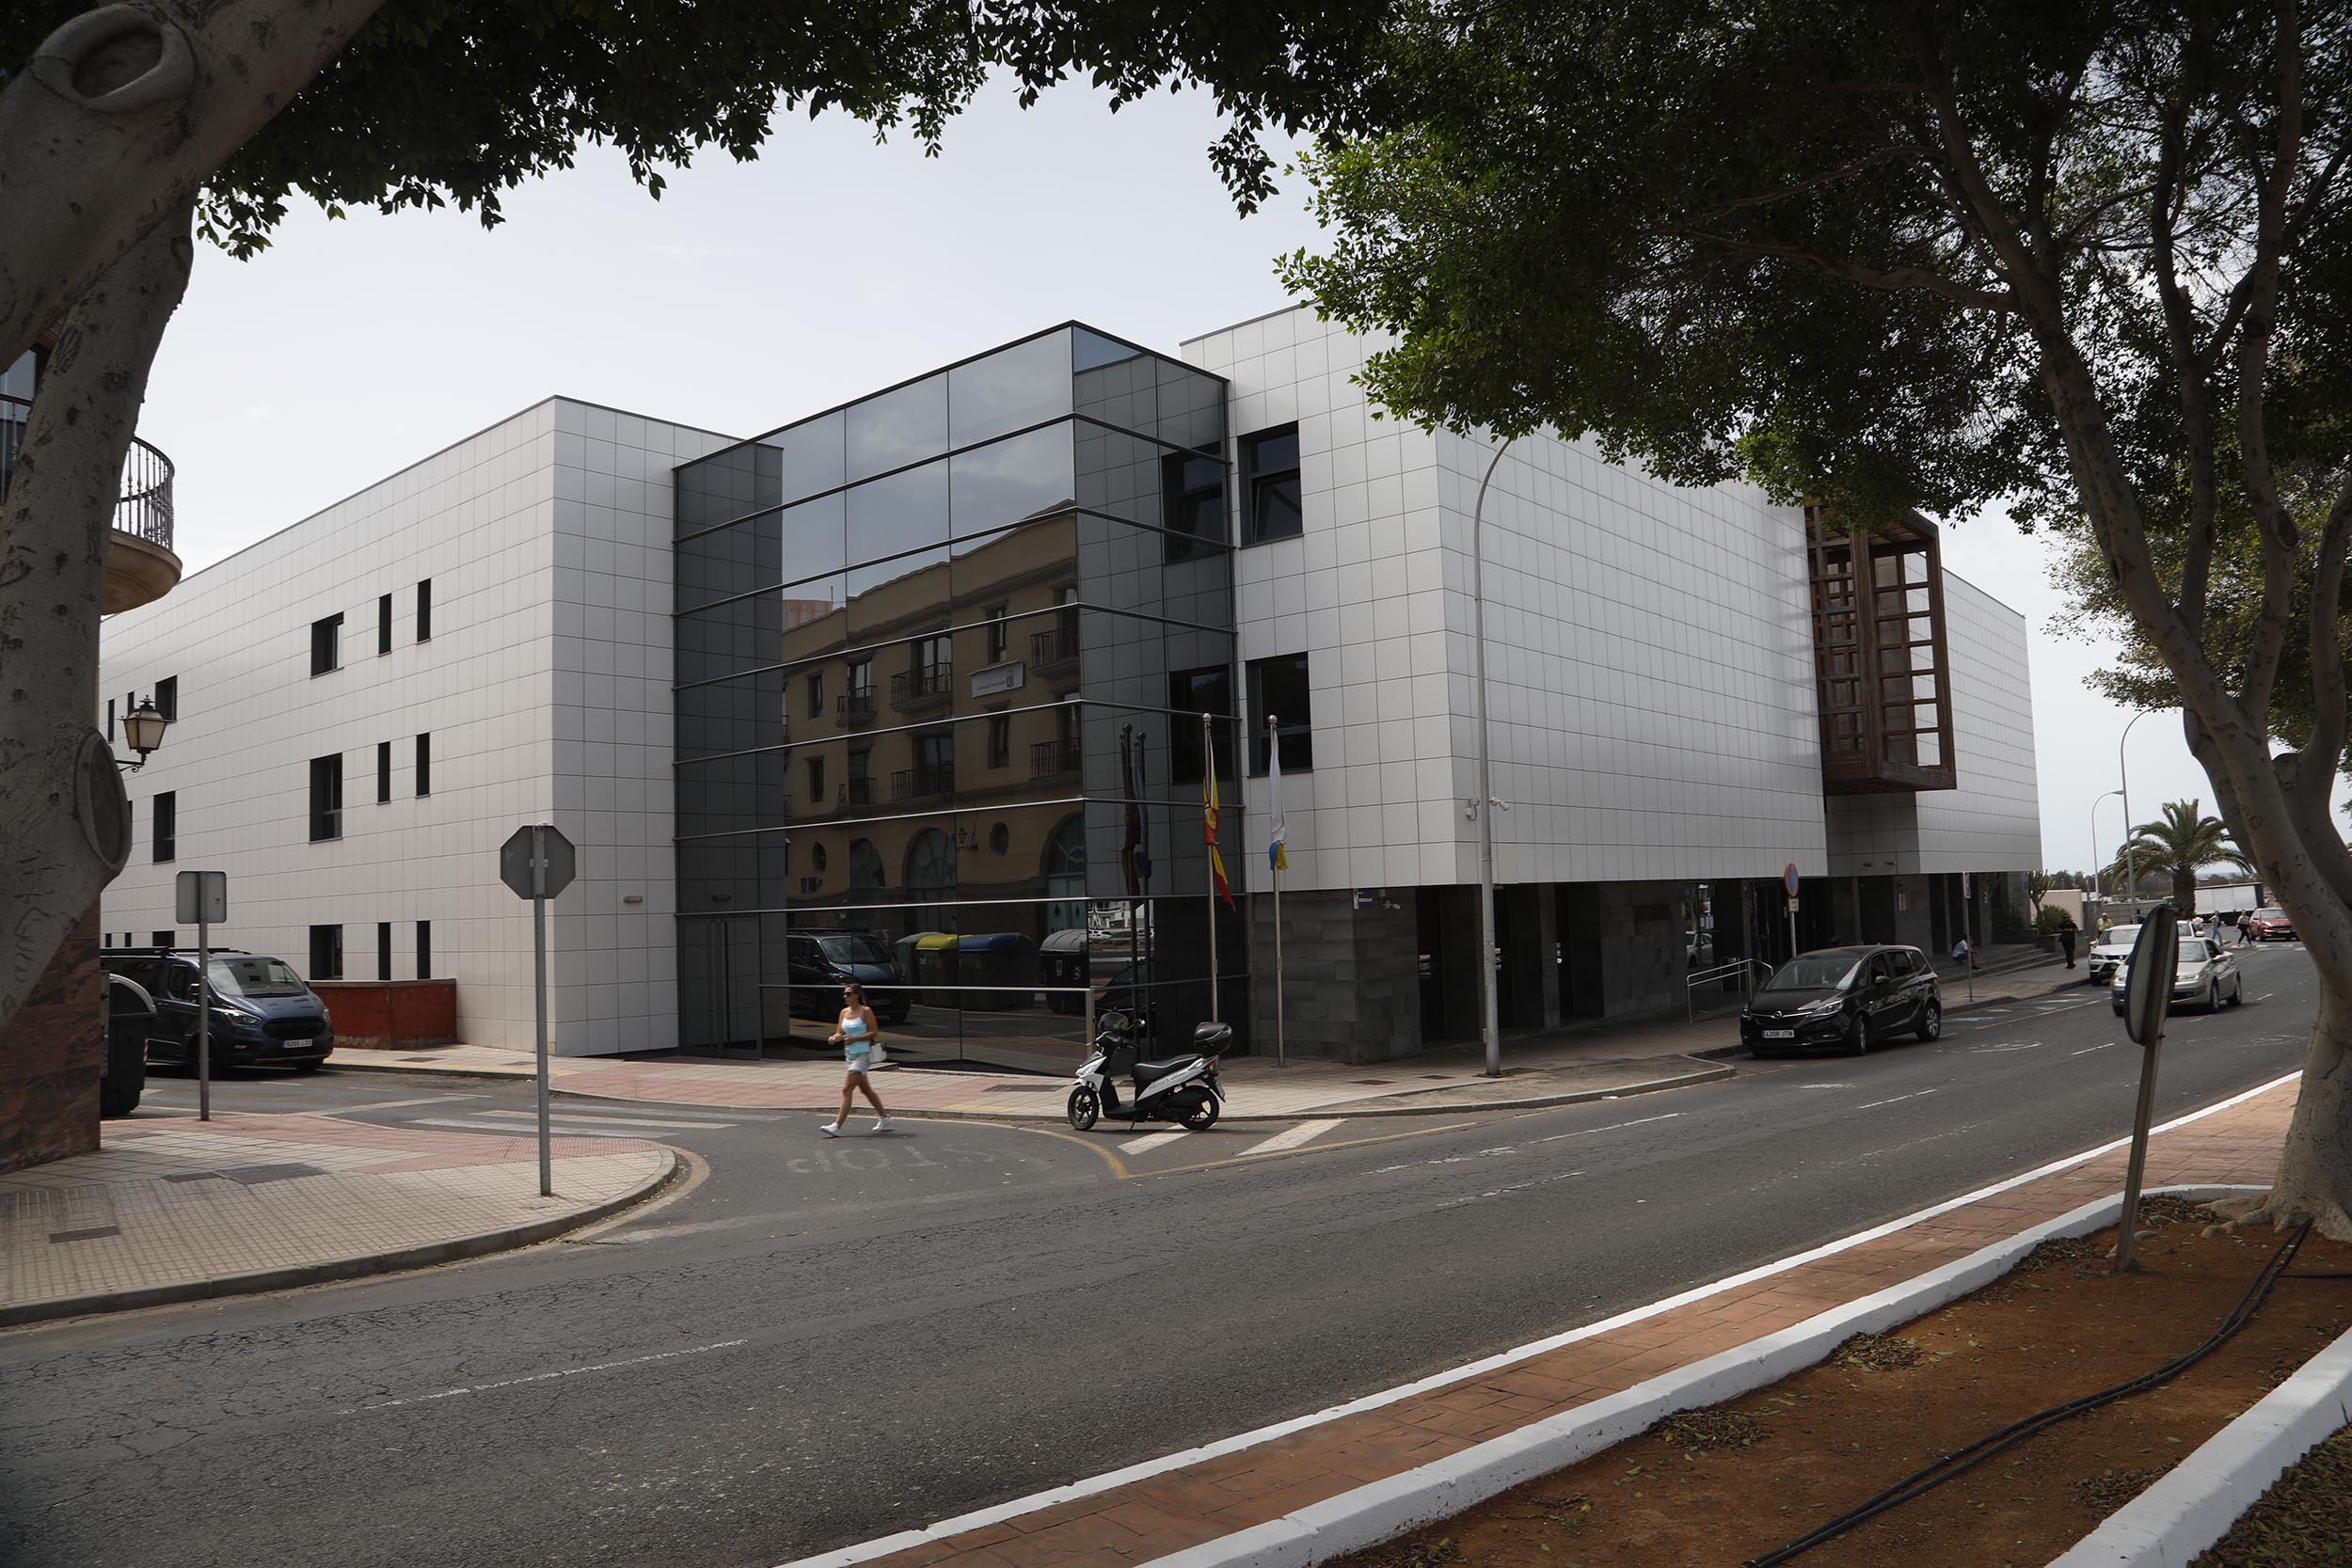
xmin=2110 ymin=935 xmax=2243 ymax=1016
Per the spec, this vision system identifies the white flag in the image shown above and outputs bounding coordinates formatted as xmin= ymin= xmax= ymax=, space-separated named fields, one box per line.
xmin=1267 ymin=729 xmax=1288 ymax=873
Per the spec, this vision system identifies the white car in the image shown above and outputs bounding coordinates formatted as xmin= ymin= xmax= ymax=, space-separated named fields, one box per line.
xmin=2087 ymin=923 xmax=2141 ymax=985
xmin=2111 ymin=935 xmax=2244 ymax=1015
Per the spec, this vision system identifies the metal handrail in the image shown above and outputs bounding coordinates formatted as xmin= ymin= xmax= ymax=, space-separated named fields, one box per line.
xmin=1685 ymin=958 xmax=1769 ymax=1021
xmin=0 ymin=391 xmax=175 ymax=551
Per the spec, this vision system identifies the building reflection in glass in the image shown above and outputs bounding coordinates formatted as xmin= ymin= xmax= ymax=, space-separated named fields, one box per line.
xmin=673 ymin=325 xmax=1245 ymax=1070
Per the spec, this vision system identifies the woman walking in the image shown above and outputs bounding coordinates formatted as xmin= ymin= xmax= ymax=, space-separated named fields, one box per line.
xmin=820 ymin=982 xmax=893 ymax=1136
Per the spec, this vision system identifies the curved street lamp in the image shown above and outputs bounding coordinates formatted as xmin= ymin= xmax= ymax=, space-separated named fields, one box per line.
xmin=1470 ymin=436 xmax=1515 ymax=1079
xmin=117 ymin=697 xmax=170 ymax=770
xmin=2119 ymin=709 xmax=2159 ymax=903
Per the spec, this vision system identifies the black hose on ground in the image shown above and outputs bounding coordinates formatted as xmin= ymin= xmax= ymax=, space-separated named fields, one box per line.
xmin=1740 ymin=1219 xmax=2315 ymax=1568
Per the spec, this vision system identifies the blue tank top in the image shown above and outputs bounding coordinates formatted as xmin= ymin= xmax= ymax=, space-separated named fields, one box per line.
xmin=841 ymin=1014 xmax=871 ymax=1052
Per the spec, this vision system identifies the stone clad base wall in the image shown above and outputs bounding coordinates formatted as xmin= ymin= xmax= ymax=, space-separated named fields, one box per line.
xmin=0 ymin=911 xmax=101 ymax=1175
xmin=1248 ymin=889 xmax=1421 ymax=1064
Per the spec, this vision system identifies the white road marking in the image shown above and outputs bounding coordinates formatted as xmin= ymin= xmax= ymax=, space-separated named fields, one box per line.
xmin=301 ymin=1094 xmax=488 ymax=1116
xmin=469 ymin=1108 xmax=740 ymax=1130
xmin=1794 ymin=1083 xmax=1853 ymax=1089
xmin=1971 ymin=1040 xmax=2044 ymax=1053
xmin=2071 ymin=1044 xmax=2112 ymax=1056
xmin=1236 ymin=1119 xmax=1343 ymax=1158
xmin=1532 ymin=1112 xmax=1681 ymax=1145
xmin=1854 ymin=1087 xmax=1938 ymax=1111
xmin=345 ymin=1338 xmax=748 ymax=1414
xmin=1120 ymin=1131 xmax=1190 ymax=1154
xmin=408 ymin=1117 xmax=679 ymax=1140
xmin=1437 ymin=1169 xmax=1586 ymax=1211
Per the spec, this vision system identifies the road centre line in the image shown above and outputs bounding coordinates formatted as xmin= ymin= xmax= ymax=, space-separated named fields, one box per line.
xmin=1235 ymin=1119 xmax=1343 ymax=1158
xmin=344 ymin=1338 xmax=748 ymax=1414
xmin=776 ymin=1071 xmax=2307 ymax=1568
xmin=1854 ymin=1087 xmax=1939 ymax=1111
xmin=2072 ymin=1044 xmax=2112 ymax=1056
xmin=1532 ymin=1111 xmax=1681 ymax=1145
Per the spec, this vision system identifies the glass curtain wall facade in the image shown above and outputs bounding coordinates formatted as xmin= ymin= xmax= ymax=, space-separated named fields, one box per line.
xmin=673 ymin=325 xmax=1245 ymax=1070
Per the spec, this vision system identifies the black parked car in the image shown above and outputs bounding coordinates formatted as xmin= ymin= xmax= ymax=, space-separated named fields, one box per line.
xmin=1740 ymin=944 xmax=1942 ymax=1057
xmin=98 ymin=948 xmax=336 ymax=1071
xmin=785 ymin=931 xmax=911 ymax=1024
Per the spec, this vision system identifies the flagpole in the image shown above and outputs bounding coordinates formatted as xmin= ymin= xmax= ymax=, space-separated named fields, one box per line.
xmin=1203 ymin=710 xmax=1220 ymax=1023
xmin=1269 ymin=710 xmax=1286 ymax=1069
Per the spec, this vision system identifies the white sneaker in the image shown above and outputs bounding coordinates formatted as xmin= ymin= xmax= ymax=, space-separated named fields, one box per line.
xmin=871 ymin=1117 xmax=894 ymax=1133
xmin=818 ymin=1121 xmax=842 ymax=1137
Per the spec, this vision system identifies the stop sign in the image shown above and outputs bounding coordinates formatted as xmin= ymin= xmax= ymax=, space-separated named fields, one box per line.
xmin=500 ymin=824 xmax=577 ymax=899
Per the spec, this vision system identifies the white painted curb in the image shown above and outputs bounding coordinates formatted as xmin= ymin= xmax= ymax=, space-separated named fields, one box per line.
xmin=2047 ymin=1317 xmax=2352 ymax=1567
xmin=772 ymin=1070 xmax=2297 ymax=1568
xmin=1134 ymin=1183 xmax=2266 ymax=1568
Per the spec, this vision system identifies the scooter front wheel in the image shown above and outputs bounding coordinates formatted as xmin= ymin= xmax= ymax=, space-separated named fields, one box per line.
xmin=1067 ymin=1085 xmax=1101 ymax=1132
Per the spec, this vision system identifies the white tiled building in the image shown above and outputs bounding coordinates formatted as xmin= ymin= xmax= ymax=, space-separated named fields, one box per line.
xmin=101 ymin=309 xmax=2040 ymax=1065
xmin=99 ymin=400 xmax=735 ymax=1053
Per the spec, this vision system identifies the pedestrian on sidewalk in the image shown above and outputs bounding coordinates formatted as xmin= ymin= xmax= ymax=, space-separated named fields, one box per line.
xmin=820 ymin=983 xmax=893 ymax=1136
xmin=1951 ymin=934 xmax=1978 ymax=974
xmin=2057 ymin=917 xmax=2078 ymax=969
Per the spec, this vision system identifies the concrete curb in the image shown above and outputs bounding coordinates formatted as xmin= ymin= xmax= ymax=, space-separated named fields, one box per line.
xmin=326 ymin=1055 xmax=1736 ymax=1123
xmin=2047 ymin=1315 xmax=2352 ymax=1567
xmin=1128 ymin=1183 xmax=2266 ymax=1568
xmin=0 ymin=1148 xmax=679 ymax=1330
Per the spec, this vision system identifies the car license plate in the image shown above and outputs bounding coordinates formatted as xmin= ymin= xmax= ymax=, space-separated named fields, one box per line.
xmin=1763 ymin=1029 xmax=1795 ymax=1039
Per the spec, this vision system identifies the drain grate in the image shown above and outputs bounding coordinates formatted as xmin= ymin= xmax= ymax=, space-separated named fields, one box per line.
xmin=162 ymin=1171 xmax=225 ymax=1183
xmin=1352 ymin=1078 xmax=1395 ymax=1085
xmin=49 ymin=1226 xmax=120 ymax=1243
xmin=985 ymin=1083 xmax=1061 ymax=1093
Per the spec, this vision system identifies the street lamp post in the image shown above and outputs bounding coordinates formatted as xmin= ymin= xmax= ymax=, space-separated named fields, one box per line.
xmin=2090 ymin=788 xmax=2123 ymax=910
xmin=1470 ymin=436 xmax=1513 ymax=1079
xmin=116 ymin=697 xmax=170 ymax=770
xmin=2120 ymin=710 xmax=2156 ymax=905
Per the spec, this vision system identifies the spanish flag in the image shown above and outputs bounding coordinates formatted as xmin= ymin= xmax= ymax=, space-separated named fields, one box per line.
xmin=1204 ymin=763 xmax=1235 ymax=908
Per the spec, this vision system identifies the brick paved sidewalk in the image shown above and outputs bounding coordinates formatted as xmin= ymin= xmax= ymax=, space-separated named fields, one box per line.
xmin=339 ymin=955 xmax=2083 ymax=1122
xmin=0 ymin=1111 xmax=673 ymax=1326
xmin=790 ymin=1072 xmax=2296 ymax=1568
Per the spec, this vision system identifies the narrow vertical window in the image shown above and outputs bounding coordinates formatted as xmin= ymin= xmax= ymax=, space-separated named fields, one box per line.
xmin=378 ymin=593 xmax=393 ymax=655
xmin=417 ymin=920 xmax=432 ymax=978
xmin=309 ymin=753 xmax=343 ymax=840
xmin=415 ymin=732 xmax=431 ymax=797
xmin=377 ymin=922 xmax=392 ymax=981
xmin=417 ymin=578 xmax=433 ymax=641
xmin=152 ymin=676 xmax=177 ymax=721
xmin=311 ymin=613 xmax=343 ymax=676
xmin=106 ymin=698 xmax=116 ymax=741
xmin=309 ymin=925 xmax=343 ymax=980
xmin=806 ymin=754 xmax=825 ymax=803
xmin=1240 ymin=424 xmax=1303 ymax=545
xmin=377 ymin=740 xmax=391 ymax=803
xmin=151 ymin=791 xmax=176 ymax=863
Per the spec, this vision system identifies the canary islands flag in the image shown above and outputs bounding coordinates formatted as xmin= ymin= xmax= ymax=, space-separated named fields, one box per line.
xmin=1267 ymin=738 xmax=1289 ymax=873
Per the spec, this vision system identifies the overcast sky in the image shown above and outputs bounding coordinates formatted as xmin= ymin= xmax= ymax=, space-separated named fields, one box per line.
xmin=132 ymin=77 xmax=2229 ymax=877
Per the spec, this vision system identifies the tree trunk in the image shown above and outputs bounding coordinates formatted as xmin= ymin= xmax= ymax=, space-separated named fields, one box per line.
xmin=2224 ymin=974 xmax=2352 ymax=1238
xmin=0 ymin=204 xmax=193 ymax=1029
xmin=2173 ymin=865 xmax=2198 ymax=919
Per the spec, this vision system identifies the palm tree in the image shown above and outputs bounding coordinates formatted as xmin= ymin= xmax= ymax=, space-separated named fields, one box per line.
xmin=2109 ymin=800 xmax=2252 ymax=914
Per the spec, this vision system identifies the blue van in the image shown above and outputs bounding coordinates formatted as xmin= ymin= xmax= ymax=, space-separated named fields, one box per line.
xmin=98 ymin=947 xmax=336 ymax=1071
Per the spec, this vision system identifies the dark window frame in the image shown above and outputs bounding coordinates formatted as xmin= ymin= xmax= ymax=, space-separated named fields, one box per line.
xmin=417 ymin=578 xmax=433 ymax=641
xmin=1161 ymin=449 xmax=1228 ymax=561
xmin=152 ymin=676 xmax=178 ymax=721
xmin=806 ymin=753 xmax=826 ymax=802
xmin=417 ymin=920 xmax=433 ymax=978
xmin=377 ymin=921 xmax=393 ymax=981
xmin=310 ymin=924 xmax=343 ymax=981
xmin=1247 ymin=653 xmax=1315 ymax=775
xmin=309 ymin=753 xmax=343 ymax=841
xmin=1240 ymin=424 xmax=1303 ymax=546
xmin=310 ymin=613 xmax=343 ymax=677
xmin=376 ymin=740 xmax=392 ymax=803
xmin=1167 ymin=665 xmax=1235 ymax=784
xmin=378 ymin=594 xmax=393 ymax=656
xmin=806 ymin=670 xmax=824 ymax=718
xmin=986 ymin=713 xmax=1011 ymax=769
xmin=151 ymin=790 xmax=176 ymax=863
xmin=416 ymin=732 xmax=431 ymax=797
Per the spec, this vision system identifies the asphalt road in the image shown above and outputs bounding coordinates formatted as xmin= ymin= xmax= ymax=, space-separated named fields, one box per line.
xmin=0 ymin=946 xmax=2317 ymax=1568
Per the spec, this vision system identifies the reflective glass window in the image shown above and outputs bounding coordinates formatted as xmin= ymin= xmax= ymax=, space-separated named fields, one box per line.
xmin=948 ymin=330 xmax=1072 ymax=448
xmin=1073 ymin=327 xmax=1142 ymax=372
xmin=676 ymin=514 xmax=783 ymax=611
xmin=1248 ymin=653 xmax=1313 ymax=773
xmin=847 ymin=374 xmax=947 ymax=482
xmin=1242 ymin=424 xmax=1303 ymax=544
xmin=949 ymin=426 xmax=1075 ymax=538
xmin=675 ymin=670 xmax=786 ymax=759
xmin=846 ymin=459 xmax=949 ymax=567
xmin=777 ymin=492 xmax=848 ymax=585
xmin=764 ymin=411 xmax=846 ymax=506
xmin=1168 ymin=666 xmax=1234 ymax=783
xmin=1162 ymin=451 xmax=1226 ymax=561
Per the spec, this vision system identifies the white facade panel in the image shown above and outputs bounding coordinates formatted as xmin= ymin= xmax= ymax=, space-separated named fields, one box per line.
xmin=1186 ymin=306 xmax=1831 ymax=895
xmin=99 ymin=399 xmax=733 ymax=1055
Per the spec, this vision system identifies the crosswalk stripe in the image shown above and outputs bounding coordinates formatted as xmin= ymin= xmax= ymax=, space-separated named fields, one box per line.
xmin=467 ymin=1109 xmax=739 ymax=1131
xmin=408 ymin=1117 xmax=692 ymax=1140
xmin=1120 ymin=1131 xmax=1190 ymax=1154
xmin=1237 ymin=1118 xmax=1343 ymax=1158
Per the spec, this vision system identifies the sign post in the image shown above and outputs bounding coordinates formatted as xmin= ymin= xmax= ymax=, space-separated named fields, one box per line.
xmin=1783 ymin=862 xmax=1801 ymax=963
xmin=500 ymin=824 xmax=578 ymax=1197
xmin=2114 ymin=906 xmax=2180 ymax=1273
xmin=174 ymin=871 xmax=227 ymax=1121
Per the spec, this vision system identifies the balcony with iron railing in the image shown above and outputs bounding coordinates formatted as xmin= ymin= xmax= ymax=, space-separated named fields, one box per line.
xmin=891 ymin=663 xmax=953 ymax=710
xmin=1 ymin=392 xmax=181 ymax=612
xmin=1030 ymin=624 xmax=1078 ymax=671
xmin=891 ymin=763 xmax=956 ymax=800
xmin=843 ymin=776 xmax=874 ymax=808
xmin=837 ymin=689 xmax=878 ymax=725
xmin=1029 ymin=736 xmax=1082 ymax=780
